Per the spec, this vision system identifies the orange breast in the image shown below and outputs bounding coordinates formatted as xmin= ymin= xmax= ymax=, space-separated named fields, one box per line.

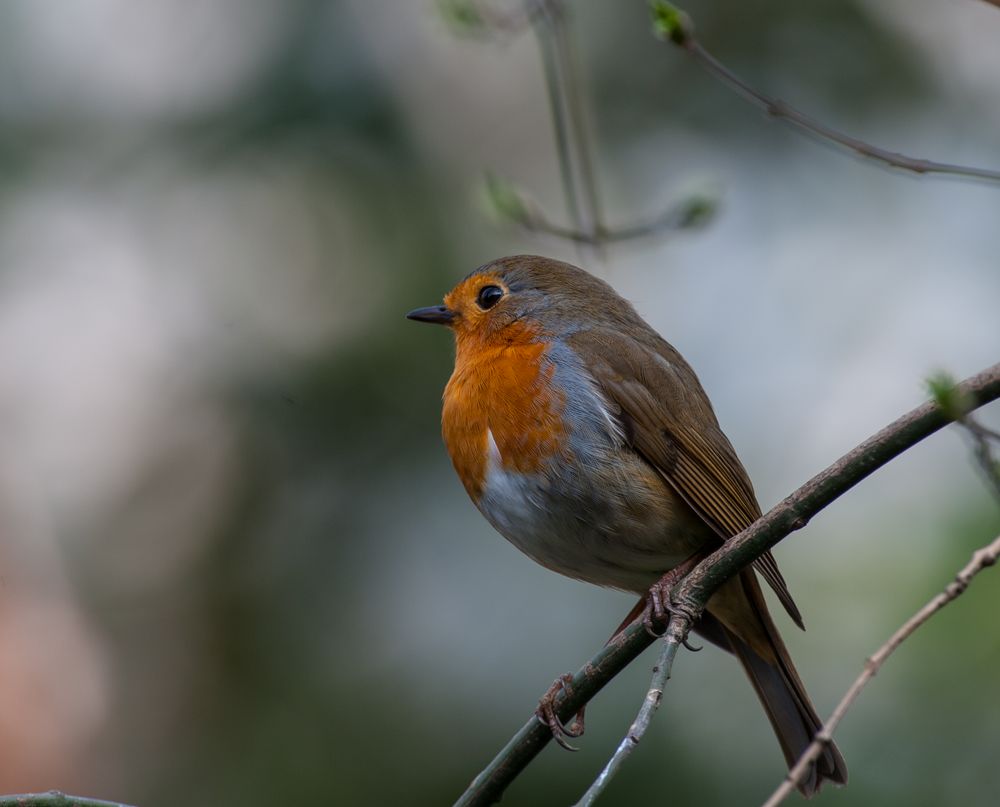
xmin=442 ymin=325 xmax=567 ymax=501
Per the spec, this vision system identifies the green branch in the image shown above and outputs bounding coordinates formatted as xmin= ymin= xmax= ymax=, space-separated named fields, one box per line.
xmin=454 ymin=361 xmax=1000 ymax=806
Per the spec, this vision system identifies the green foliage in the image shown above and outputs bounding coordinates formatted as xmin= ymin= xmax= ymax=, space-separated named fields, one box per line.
xmin=677 ymin=192 xmax=717 ymax=228
xmin=437 ymin=0 xmax=488 ymax=36
xmin=649 ymin=1 xmax=693 ymax=46
xmin=926 ymin=370 xmax=973 ymax=421
xmin=481 ymin=172 xmax=531 ymax=224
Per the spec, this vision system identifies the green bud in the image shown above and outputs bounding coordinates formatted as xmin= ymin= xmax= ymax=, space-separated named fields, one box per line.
xmin=482 ymin=173 xmax=529 ymax=223
xmin=926 ymin=371 xmax=972 ymax=420
xmin=650 ymin=1 xmax=693 ymax=46
xmin=677 ymin=194 xmax=717 ymax=228
xmin=438 ymin=0 xmax=486 ymax=34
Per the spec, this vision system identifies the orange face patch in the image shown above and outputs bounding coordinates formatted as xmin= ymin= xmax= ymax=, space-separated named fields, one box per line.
xmin=441 ymin=309 xmax=566 ymax=501
xmin=442 ymin=273 xmax=508 ymax=336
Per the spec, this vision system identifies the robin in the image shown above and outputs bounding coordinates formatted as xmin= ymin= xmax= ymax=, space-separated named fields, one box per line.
xmin=407 ymin=254 xmax=847 ymax=796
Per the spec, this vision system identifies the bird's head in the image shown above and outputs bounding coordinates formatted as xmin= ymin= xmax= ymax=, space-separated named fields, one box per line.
xmin=406 ymin=255 xmax=641 ymax=348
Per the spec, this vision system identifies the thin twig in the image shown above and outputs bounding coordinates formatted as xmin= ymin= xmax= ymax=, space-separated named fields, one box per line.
xmin=927 ymin=371 xmax=1000 ymax=502
xmin=533 ymin=0 xmax=608 ymax=247
xmin=761 ymin=533 xmax=1000 ymax=807
xmin=549 ymin=1 xmax=605 ymax=243
xmin=466 ymin=1 xmax=713 ymax=248
xmin=534 ymin=3 xmax=585 ymax=237
xmin=458 ymin=1 xmax=652 ymax=249
xmin=513 ymin=195 xmax=714 ymax=244
xmin=0 ymin=792 xmax=135 ymax=807
xmin=452 ymin=362 xmax=1000 ymax=807
xmin=960 ymin=416 xmax=1000 ymax=501
xmin=651 ymin=2 xmax=1000 ymax=184
xmin=572 ymin=626 xmax=684 ymax=807
xmin=438 ymin=0 xmax=545 ymax=37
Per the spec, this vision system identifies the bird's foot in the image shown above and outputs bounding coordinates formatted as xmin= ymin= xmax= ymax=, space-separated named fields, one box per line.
xmin=536 ymin=673 xmax=585 ymax=751
xmin=643 ymin=555 xmax=703 ymax=638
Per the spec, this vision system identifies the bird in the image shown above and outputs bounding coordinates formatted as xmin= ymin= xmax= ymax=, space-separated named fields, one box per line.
xmin=406 ymin=254 xmax=847 ymax=796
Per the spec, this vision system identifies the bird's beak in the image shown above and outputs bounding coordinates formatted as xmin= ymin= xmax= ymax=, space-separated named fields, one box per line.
xmin=406 ymin=305 xmax=456 ymax=325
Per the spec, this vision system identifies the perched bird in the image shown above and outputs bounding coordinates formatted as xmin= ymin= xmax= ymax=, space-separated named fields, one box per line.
xmin=407 ymin=255 xmax=847 ymax=796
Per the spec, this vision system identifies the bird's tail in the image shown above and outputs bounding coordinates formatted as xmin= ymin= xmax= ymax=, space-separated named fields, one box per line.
xmin=697 ymin=573 xmax=848 ymax=798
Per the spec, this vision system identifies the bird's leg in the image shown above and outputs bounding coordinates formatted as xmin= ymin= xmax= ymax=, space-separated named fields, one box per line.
xmin=538 ymin=555 xmax=708 ymax=750
xmin=643 ymin=553 xmax=705 ymax=638
xmin=536 ymin=673 xmax=585 ymax=751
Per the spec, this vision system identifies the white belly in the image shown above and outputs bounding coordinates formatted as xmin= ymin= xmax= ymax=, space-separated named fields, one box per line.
xmin=476 ymin=428 xmax=709 ymax=594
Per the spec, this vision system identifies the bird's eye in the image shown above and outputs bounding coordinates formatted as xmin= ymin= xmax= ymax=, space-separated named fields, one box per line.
xmin=476 ymin=285 xmax=504 ymax=310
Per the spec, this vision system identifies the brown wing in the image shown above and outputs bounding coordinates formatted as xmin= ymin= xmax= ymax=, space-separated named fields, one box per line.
xmin=568 ymin=328 xmax=803 ymax=629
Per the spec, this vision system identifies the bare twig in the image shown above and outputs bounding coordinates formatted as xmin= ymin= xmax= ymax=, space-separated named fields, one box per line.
xmin=0 ymin=792 xmax=135 ymax=807
xmin=533 ymin=0 xmax=608 ymax=247
xmin=482 ymin=172 xmax=714 ymax=242
xmin=437 ymin=0 xmax=544 ymax=37
xmin=927 ymin=371 xmax=1000 ymax=501
xmin=529 ymin=4 xmax=720 ymax=249
xmin=761 ymin=533 xmax=1000 ymax=807
xmin=444 ymin=0 xmax=608 ymax=241
xmin=650 ymin=2 xmax=1000 ymax=184
xmin=572 ymin=627 xmax=683 ymax=807
xmin=458 ymin=1 xmax=711 ymax=247
xmin=453 ymin=363 xmax=1000 ymax=807
xmin=960 ymin=417 xmax=1000 ymax=501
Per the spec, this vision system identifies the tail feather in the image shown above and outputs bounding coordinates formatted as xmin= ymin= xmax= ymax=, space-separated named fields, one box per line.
xmin=729 ymin=623 xmax=846 ymax=796
xmin=696 ymin=573 xmax=848 ymax=798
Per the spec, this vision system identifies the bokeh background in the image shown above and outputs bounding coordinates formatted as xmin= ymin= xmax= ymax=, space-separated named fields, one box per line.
xmin=0 ymin=1 xmax=998 ymax=805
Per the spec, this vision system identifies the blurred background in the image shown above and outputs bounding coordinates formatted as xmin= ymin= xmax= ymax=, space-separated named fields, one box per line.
xmin=0 ymin=1 xmax=997 ymax=805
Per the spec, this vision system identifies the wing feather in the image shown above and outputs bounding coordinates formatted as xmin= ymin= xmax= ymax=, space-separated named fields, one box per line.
xmin=569 ymin=328 xmax=804 ymax=628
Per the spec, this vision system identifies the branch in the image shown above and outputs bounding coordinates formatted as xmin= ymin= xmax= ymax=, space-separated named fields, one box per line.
xmin=0 ymin=793 xmax=135 ymax=807
xmin=533 ymin=0 xmax=606 ymax=245
xmin=928 ymin=370 xmax=1000 ymax=502
xmin=761 ymin=532 xmax=1000 ymax=807
xmin=482 ymin=173 xmax=716 ymax=244
xmin=437 ymin=0 xmax=544 ymax=37
xmin=669 ymin=364 xmax=1000 ymax=614
xmin=650 ymin=2 xmax=1000 ymax=184
xmin=571 ymin=624 xmax=684 ymax=807
xmin=444 ymin=0 xmax=611 ymax=243
xmin=454 ymin=2 xmax=718 ymax=247
xmin=453 ymin=362 xmax=1000 ymax=806
xmin=575 ymin=371 xmax=1000 ymax=801
xmin=965 ymin=417 xmax=1000 ymax=501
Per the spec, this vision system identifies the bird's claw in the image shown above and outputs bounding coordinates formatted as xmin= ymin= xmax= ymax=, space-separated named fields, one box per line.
xmin=642 ymin=573 xmax=679 ymax=637
xmin=536 ymin=673 xmax=585 ymax=751
xmin=642 ymin=556 xmax=703 ymax=637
